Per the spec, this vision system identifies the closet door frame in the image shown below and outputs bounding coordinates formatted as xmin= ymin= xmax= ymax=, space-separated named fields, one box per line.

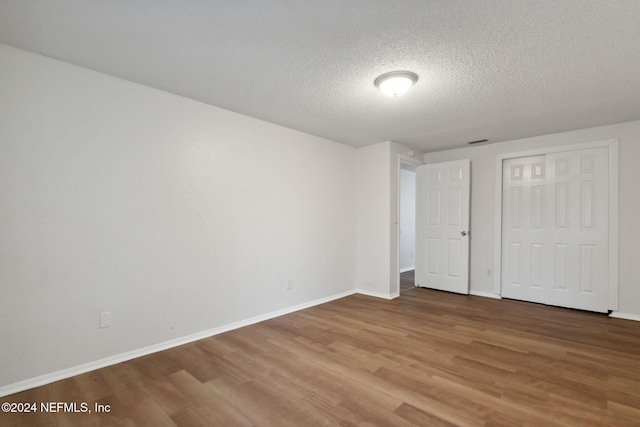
xmin=493 ymin=139 xmax=619 ymax=311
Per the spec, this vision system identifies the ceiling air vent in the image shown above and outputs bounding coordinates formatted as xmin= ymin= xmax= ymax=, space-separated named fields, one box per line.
xmin=467 ymin=139 xmax=488 ymax=145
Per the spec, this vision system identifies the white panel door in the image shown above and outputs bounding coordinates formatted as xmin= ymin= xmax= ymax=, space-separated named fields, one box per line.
xmin=501 ymin=155 xmax=547 ymax=304
xmin=501 ymin=147 xmax=609 ymax=312
xmin=416 ymin=159 xmax=470 ymax=294
xmin=544 ymin=148 xmax=609 ymax=312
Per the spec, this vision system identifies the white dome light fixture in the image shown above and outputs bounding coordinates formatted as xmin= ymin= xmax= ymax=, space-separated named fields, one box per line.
xmin=375 ymin=71 xmax=418 ymax=97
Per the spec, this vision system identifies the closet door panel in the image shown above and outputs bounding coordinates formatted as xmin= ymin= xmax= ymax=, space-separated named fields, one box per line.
xmin=544 ymin=148 xmax=609 ymax=312
xmin=501 ymin=155 xmax=546 ymax=304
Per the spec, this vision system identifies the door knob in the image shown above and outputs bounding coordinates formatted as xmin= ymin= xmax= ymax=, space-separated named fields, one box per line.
xmin=461 ymin=231 xmax=467 ymax=236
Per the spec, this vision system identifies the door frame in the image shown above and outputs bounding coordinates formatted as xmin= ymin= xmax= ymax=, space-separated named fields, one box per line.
xmin=493 ymin=138 xmax=619 ymax=310
xmin=395 ymin=155 xmax=424 ymax=294
xmin=399 ymin=162 xmax=417 ymax=274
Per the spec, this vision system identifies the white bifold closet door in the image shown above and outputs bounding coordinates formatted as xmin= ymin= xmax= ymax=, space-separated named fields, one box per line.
xmin=501 ymin=147 xmax=609 ymax=312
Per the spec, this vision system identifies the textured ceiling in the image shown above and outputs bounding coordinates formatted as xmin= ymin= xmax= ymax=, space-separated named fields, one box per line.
xmin=1 ymin=0 xmax=640 ymax=152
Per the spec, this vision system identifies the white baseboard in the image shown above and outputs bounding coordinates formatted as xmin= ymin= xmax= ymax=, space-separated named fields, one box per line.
xmin=609 ymin=311 xmax=640 ymax=322
xmin=357 ymin=289 xmax=399 ymax=300
xmin=399 ymin=267 xmax=415 ymax=273
xmin=0 ymin=289 xmax=358 ymax=398
xmin=469 ymin=290 xmax=502 ymax=299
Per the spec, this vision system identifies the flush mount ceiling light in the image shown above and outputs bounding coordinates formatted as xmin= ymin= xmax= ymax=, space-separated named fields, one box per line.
xmin=374 ymin=71 xmax=418 ymax=97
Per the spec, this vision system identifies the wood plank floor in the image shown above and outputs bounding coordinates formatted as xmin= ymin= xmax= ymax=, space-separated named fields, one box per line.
xmin=3 ymin=288 xmax=640 ymax=426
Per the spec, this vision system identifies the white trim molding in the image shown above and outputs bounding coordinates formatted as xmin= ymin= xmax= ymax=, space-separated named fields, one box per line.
xmin=395 ymin=154 xmax=424 ymax=299
xmin=609 ymin=312 xmax=640 ymax=322
xmin=493 ymin=139 xmax=619 ymax=310
xmin=357 ymin=289 xmax=400 ymax=300
xmin=0 ymin=289 xmax=358 ymax=398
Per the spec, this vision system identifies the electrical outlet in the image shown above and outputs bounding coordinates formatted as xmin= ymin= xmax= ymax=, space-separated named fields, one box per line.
xmin=286 ymin=277 xmax=293 ymax=291
xmin=487 ymin=269 xmax=492 ymax=278
xmin=100 ymin=311 xmax=112 ymax=328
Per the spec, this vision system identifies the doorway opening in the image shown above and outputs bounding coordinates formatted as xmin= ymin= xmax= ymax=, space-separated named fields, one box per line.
xmin=399 ymin=162 xmax=416 ymax=293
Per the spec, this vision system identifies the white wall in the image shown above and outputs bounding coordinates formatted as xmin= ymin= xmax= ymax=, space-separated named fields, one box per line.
xmin=399 ymin=166 xmax=416 ymax=272
xmin=0 ymin=44 xmax=357 ymax=390
xmin=355 ymin=142 xmax=391 ymax=297
xmin=424 ymin=121 xmax=640 ymax=316
xmin=355 ymin=141 xmax=423 ymax=298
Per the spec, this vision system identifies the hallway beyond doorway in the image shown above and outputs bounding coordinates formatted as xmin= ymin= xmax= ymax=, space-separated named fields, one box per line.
xmin=400 ymin=270 xmax=414 ymax=293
